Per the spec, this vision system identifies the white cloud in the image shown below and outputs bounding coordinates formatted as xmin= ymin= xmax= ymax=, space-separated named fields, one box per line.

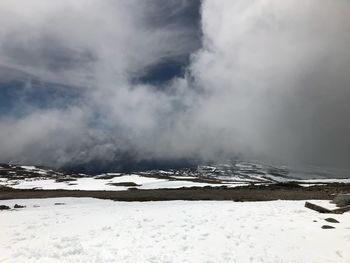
xmin=0 ymin=0 xmax=198 ymax=86
xmin=188 ymin=0 xmax=350 ymax=165
xmin=1 ymin=0 xmax=350 ymax=170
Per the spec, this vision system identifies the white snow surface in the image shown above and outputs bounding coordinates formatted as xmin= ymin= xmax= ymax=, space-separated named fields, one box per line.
xmin=138 ymin=180 xmax=216 ymax=189
xmin=0 ymin=198 xmax=349 ymax=263
xmin=298 ymin=178 xmax=350 ymax=183
xmin=1 ymin=175 xmax=227 ymax=191
xmin=20 ymin=166 xmax=37 ymax=170
xmin=108 ymin=174 xmax=219 ymax=189
xmin=4 ymin=178 xmax=129 ymax=191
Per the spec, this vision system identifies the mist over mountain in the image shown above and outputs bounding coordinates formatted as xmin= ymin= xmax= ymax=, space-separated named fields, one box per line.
xmin=0 ymin=0 xmax=350 ymax=174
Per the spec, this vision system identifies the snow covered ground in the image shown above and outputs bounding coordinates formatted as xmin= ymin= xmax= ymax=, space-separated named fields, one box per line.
xmin=5 ymin=177 xmax=350 ymax=192
xmin=0 ymin=174 xmax=247 ymax=191
xmin=2 ymin=163 xmax=350 ymax=192
xmin=2 ymin=178 xmax=129 ymax=191
xmin=2 ymin=174 xmax=350 ymax=192
xmin=298 ymin=178 xmax=350 ymax=184
xmin=1 ymin=198 xmax=350 ymax=262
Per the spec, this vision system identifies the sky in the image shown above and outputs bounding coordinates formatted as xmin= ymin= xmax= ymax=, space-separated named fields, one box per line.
xmin=0 ymin=0 xmax=350 ymax=173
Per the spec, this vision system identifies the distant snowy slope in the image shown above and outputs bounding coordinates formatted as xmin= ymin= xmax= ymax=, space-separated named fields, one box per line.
xmin=1 ymin=162 xmax=350 ymax=191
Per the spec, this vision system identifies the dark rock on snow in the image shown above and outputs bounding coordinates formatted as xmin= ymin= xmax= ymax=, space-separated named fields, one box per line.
xmin=0 ymin=205 xmax=10 ymax=210
xmin=324 ymin=218 xmax=339 ymax=223
xmin=321 ymin=225 xmax=335 ymax=229
xmin=14 ymin=204 xmax=26 ymax=208
xmin=108 ymin=182 xmax=141 ymax=187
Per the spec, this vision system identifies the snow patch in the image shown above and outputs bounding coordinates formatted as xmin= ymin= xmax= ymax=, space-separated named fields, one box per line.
xmin=20 ymin=166 xmax=37 ymax=170
xmin=0 ymin=199 xmax=349 ymax=262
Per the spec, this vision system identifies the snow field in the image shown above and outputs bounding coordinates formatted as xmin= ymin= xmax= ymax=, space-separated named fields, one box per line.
xmin=0 ymin=175 xmax=244 ymax=191
xmin=0 ymin=198 xmax=350 ymax=262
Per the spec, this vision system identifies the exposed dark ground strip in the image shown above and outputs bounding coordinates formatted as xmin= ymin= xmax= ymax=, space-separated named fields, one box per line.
xmin=1 ymin=184 xmax=350 ymax=202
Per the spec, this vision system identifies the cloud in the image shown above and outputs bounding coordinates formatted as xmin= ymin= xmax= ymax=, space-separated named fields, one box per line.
xmin=189 ymin=0 xmax=350 ymax=167
xmin=0 ymin=0 xmax=200 ymax=85
xmin=0 ymin=0 xmax=201 ymax=169
xmin=1 ymin=0 xmax=350 ymax=171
